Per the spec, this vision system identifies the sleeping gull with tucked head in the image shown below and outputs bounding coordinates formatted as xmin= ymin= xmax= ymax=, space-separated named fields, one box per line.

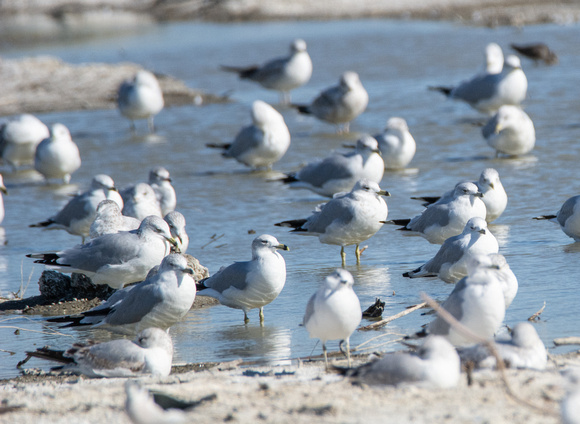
xmin=0 ymin=113 xmax=49 ymax=170
xmin=89 ymin=200 xmax=141 ymax=239
xmin=122 ymin=182 xmax=163 ymax=220
xmin=482 ymin=105 xmax=535 ymax=157
xmin=34 ymin=123 xmax=81 ymax=184
xmin=534 ymin=195 xmax=580 ymax=242
xmin=374 ymin=117 xmax=416 ymax=170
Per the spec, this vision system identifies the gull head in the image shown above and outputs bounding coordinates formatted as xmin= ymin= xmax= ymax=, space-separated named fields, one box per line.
xmin=252 ymin=234 xmax=289 ymax=255
xmin=49 ymin=123 xmax=72 ymax=142
xmin=340 ymin=71 xmax=362 ymax=91
xmin=149 ymin=166 xmax=172 ymax=184
xmin=479 ymin=168 xmax=500 ymax=191
xmin=139 ymin=215 xmax=178 ymax=248
xmin=385 ymin=116 xmax=409 ymax=132
xmin=134 ymin=327 xmax=173 ymax=353
xmin=355 ymin=134 xmax=381 ymax=155
xmin=134 ymin=70 xmax=161 ymax=89
xmin=418 ymin=335 xmax=458 ymax=360
xmin=251 ymin=100 xmax=282 ymax=128
xmin=504 ymin=54 xmax=522 ymax=70
xmin=91 ymin=174 xmax=117 ymax=192
xmin=159 ymin=253 xmax=194 ymax=276
xmin=291 ymin=39 xmax=307 ymax=53
xmin=454 ymin=182 xmax=483 ymax=198
xmin=352 ymin=178 xmax=390 ymax=197
xmin=465 ymin=216 xmax=488 ymax=235
xmin=164 ymin=211 xmax=188 ymax=252
xmin=510 ymin=322 xmax=542 ymax=348
xmin=325 ymin=268 xmax=355 ymax=290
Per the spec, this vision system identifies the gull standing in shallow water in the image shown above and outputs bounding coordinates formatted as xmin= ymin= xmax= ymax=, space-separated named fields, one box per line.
xmin=196 ymin=235 xmax=289 ymax=323
xmin=118 ymin=70 xmax=164 ymax=133
xmin=22 ymin=328 xmax=173 ymax=377
xmin=534 ymin=195 xmax=580 ymax=242
xmin=221 ymin=39 xmax=313 ymax=105
xmin=276 ymin=179 xmax=389 ymax=266
xmin=277 ymin=135 xmax=384 ymax=197
xmin=344 ymin=336 xmax=460 ymax=388
xmin=403 ymin=217 xmax=499 ymax=284
xmin=303 ymin=269 xmax=361 ymax=368
xmin=0 ymin=113 xmax=49 ymax=170
xmin=293 ymin=71 xmax=368 ymax=133
xmin=207 ymin=100 xmax=291 ymax=170
xmin=34 ymin=123 xmax=81 ymax=184
xmin=482 ymin=105 xmax=535 ymax=157
xmin=28 ymin=216 xmax=177 ymax=289
xmin=374 ymin=117 xmax=416 ymax=170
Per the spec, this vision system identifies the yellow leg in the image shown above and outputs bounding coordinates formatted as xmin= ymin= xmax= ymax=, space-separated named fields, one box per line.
xmin=355 ymin=244 xmax=361 ymax=264
xmin=322 ymin=342 xmax=329 ymax=370
xmin=243 ymin=311 xmax=249 ymax=324
xmin=345 ymin=337 xmax=351 ymax=367
xmin=259 ymin=307 xmax=265 ymax=323
xmin=340 ymin=246 xmax=346 ymax=267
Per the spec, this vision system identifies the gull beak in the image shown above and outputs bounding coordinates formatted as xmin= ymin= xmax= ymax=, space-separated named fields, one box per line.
xmin=166 ymin=177 xmax=173 ymax=183
xmin=166 ymin=237 xmax=179 ymax=251
xmin=478 ymin=229 xmax=486 ymax=235
xmin=378 ymin=190 xmax=390 ymax=197
xmin=110 ymin=186 xmax=119 ymax=192
xmin=277 ymin=243 xmax=290 ymax=251
xmin=184 ymin=267 xmax=195 ymax=275
xmin=494 ymin=123 xmax=503 ymax=134
xmin=0 ymin=186 xmax=7 ymax=195
xmin=474 ymin=192 xmax=484 ymax=198
xmin=489 ymin=183 xmax=494 ymax=189
xmin=373 ymin=149 xmax=382 ymax=156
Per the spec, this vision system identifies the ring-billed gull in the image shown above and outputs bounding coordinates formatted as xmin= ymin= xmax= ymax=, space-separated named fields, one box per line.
xmin=482 ymin=105 xmax=536 ymax=157
xmin=488 ymin=254 xmax=518 ymax=309
xmin=562 ymin=368 xmax=580 ymax=424
xmin=0 ymin=174 xmax=6 ymax=225
xmin=276 ymin=179 xmax=389 ymax=265
xmin=482 ymin=42 xmax=504 ymax=74
xmin=412 ymin=169 xmax=507 ymax=223
xmin=343 ymin=336 xmax=460 ymax=388
xmin=22 ymin=327 xmax=173 ymax=377
xmin=149 ymin=167 xmax=176 ymax=216
xmin=164 ymin=211 xmax=189 ymax=253
xmin=122 ymin=182 xmax=163 ymax=220
xmin=277 ymin=135 xmax=383 ymax=197
xmin=293 ymin=71 xmax=368 ymax=133
xmin=458 ymin=322 xmax=546 ymax=370
xmin=390 ymin=182 xmax=486 ymax=244
xmin=34 ymin=123 xmax=81 ymax=184
xmin=30 ymin=174 xmax=123 ymax=243
xmin=374 ymin=117 xmax=416 ymax=170
xmin=303 ymin=269 xmax=361 ymax=368
xmin=125 ymin=382 xmax=187 ymax=424
xmin=510 ymin=42 xmax=558 ymax=65
xmin=28 ymin=215 xmax=177 ymax=288
xmin=196 ymin=234 xmax=289 ymax=323
xmin=534 ymin=195 xmax=580 ymax=242
xmin=49 ymin=254 xmax=196 ymax=333
xmin=426 ymin=254 xmax=506 ymax=346
xmin=0 ymin=114 xmax=49 ymax=170
xmin=403 ymin=217 xmax=499 ymax=283
xmin=118 ymin=70 xmax=164 ymax=133
xmin=207 ymin=100 xmax=290 ymax=170
xmin=221 ymin=39 xmax=313 ymax=105
xmin=430 ymin=55 xmax=527 ymax=114
xmin=90 ymin=200 xmax=141 ymax=239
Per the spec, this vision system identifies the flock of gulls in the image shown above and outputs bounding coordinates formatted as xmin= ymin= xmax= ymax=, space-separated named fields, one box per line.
xmin=0 ymin=33 xmax=578 ymax=421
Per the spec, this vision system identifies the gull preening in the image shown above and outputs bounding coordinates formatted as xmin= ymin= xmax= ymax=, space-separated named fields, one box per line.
xmin=534 ymin=195 xmax=580 ymax=242
xmin=277 ymin=134 xmax=384 ymax=197
xmin=482 ymin=105 xmax=536 ymax=157
xmin=221 ymin=39 xmax=313 ymax=105
xmin=34 ymin=123 xmax=81 ymax=184
xmin=374 ymin=117 xmax=416 ymax=170
xmin=118 ymin=70 xmax=165 ymax=133
xmin=303 ymin=269 xmax=361 ymax=368
xmin=164 ymin=211 xmax=189 ymax=253
xmin=89 ymin=200 xmax=141 ymax=239
xmin=0 ymin=114 xmax=49 ymax=170
xmin=276 ymin=179 xmax=389 ymax=265
xmin=293 ymin=71 xmax=368 ymax=133
xmin=196 ymin=234 xmax=289 ymax=323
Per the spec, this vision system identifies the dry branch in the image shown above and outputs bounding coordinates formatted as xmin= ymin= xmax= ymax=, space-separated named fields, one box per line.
xmin=358 ymin=302 xmax=426 ymax=331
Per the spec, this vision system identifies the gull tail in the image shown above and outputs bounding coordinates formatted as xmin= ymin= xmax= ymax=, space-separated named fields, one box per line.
xmin=29 ymin=219 xmax=55 ymax=228
xmin=410 ymin=196 xmax=440 ymax=207
xmin=291 ymin=104 xmax=312 ymax=115
xmin=428 ymin=86 xmax=454 ymax=96
xmin=220 ymin=65 xmax=259 ymax=79
xmin=533 ymin=214 xmax=556 ymax=220
xmin=383 ymin=218 xmax=412 ymax=231
xmin=23 ymin=347 xmax=74 ymax=365
xmin=275 ymin=219 xmax=308 ymax=232
xmin=206 ymin=143 xmax=231 ymax=151
xmin=26 ymin=253 xmax=68 ymax=266
xmin=196 ymin=277 xmax=209 ymax=292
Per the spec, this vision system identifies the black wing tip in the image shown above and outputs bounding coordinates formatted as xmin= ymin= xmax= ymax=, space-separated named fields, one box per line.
xmin=275 ymin=219 xmax=307 ymax=230
xmin=533 ymin=214 xmax=556 ymax=220
xmin=428 ymin=86 xmax=453 ymax=96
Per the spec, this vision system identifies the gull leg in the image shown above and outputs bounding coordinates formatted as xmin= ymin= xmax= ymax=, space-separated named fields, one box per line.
xmin=340 ymin=246 xmax=346 ymax=267
xmin=147 ymin=117 xmax=156 ymax=133
xmin=339 ymin=338 xmax=352 ymax=367
xmin=322 ymin=342 xmax=329 ymax=370
xmin=130 ymin=121 xmax=136 ymax=133
xmin=259 ymin=307 xmax=265 ymax=323
xmin=244 ymin=311 xmax=249 ymax=324
xmin=355 ymin=244 xmax=361 ymax=264
xmin=280 ymin=91 xmax=291 ymax=106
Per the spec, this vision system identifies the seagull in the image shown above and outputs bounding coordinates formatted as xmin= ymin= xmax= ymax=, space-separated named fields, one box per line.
xmin=221 ymin=39 xmax=313 ymax=105
xmin=276 ymin=179 xmax=389 ymax=266
xmin=458 ymin=322 xmax=547 ymax=370
xmin=22 ymin=327 xmax=173 ymax=377
xmin=561 ymin=368 xmax=580 ymax=424
xmin=164 ymin=211 xmax=188 ymax=253
xmin=411 ymin=169 xmax=507 ymax=223
xmin=534 ymin=195 xmax=580 ymax=242
xmin=0 ymin=174 xmax=6 ymax=225
xmin=344 ymin=336 xmax=460 ymax=388
xmin=277 ymin=134 xmax=384 ymax=197
xmin=125 ymin=381 xmax=188 ymax=424
xmin=482 ymin=105 xmax=536 ymax=157
xmin=403 ymin=217 xmax=499 ymax=283
xmin=426 ymin=254 xmax=506 ymax=346
xmin=30 ymin=174 xmax=124 ymax=242
xmin=28 ymin=216 xmax=177 ymax=289
xmin=118 ymin=70 xmax=164 ymax=133
xmin=303 ymin=269 xmax=361 ymax=368
xmin=374 ymin=117 xmax=416 ymax=170
xmin=293 ymin=71 xmax=368 ymax=133
xmin=122 ymin=182 xmax=163 ymax=220
xmin=149 ymin=167 xmax=176 ymax=216
xmin=0 ymin=114 xmax=49 ymax=170
xmin=389 ymin=182 xmax=486 ymax=244
xmin=510 ymin=42 xmax=558 ymax=65
xmin=482 ymin=42 xmax=504 ymax=75
xmin=34 ymin=123 xmax=81 ymax=184
xmin=89 ymin=200 xmax=141 ymax=239
xmin=207 ymin=100 xmax=291 ymax=170
xmin=487 ymin=253 xmax=518 ymax=309
xmin=196 ymin=234 xmax=289 ymax=323
xmin=48 ymin=254 xmax=196 ymax=334
xmin=430 ymin=55 xmax=527 ymax=114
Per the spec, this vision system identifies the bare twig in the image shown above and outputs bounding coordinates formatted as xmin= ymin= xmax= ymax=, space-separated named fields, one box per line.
xmin=528 ymin=301 xmax=546 ymax=321
xmin=201 ymin=233 xmax=225 ymax=249
xmin=358 ymin=302 xmax=427 ymax=331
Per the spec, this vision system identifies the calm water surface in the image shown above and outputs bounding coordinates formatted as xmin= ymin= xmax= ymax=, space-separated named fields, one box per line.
xmin=0 ymin=19 xmax=579 ymax=379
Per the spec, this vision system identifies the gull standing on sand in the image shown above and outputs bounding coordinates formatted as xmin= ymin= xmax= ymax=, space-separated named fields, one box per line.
xmin=221 ymin=39 xmax=313 ymax=105
xmin=30 ymin=174 xmax=123 ymax=242
xmin=23 ymin=328 xmax=173 ymax=377
xmin=390 ymin=182 xmax=486 ymax=244
xmin=534 ymin=195 xmax=580 ymax=242
xmin=164 ymin=211 xmax=189 ymax=253
xmin=293 ymin=71 xmax=368 ymax=133
xmin=28 ymin=216 xmax=177 ymax=288
xmin=277 ymin=135 xmax=384 ymax=197
xmin=374 ymin=117 xmax=416 ymax=170
xmin=276 ymin=179 xmax=389 ymax=265
xmin=48 ymin=254 xmax=196 ymax=334
xmin=149 ymin=167 xmax=176 ymax=216
xmin=412 ymin=169 xmax=507 ymax=223
xmin=196 ymin=234 xmax=289 ymax=323
xmin=303 ymin=269 xmax=361 ymax=368
xmin=403 ymin=217 xmax=499 ymax=283
xmin=426 ymin=254 xmax=506 ymax=346
xmin=34 ymin=123 xmax=81 ymax=184
xmin=0 ymin=174 xmax=6 ymax=225
xmin=89 ymin=200 xmax=141 ymax=239
xmin=431 ymin=55 xmax=527 ymax=114
xmin=207 ymin=100 xmax=291 ymax=170
xmin=458 ymin=322 xmax=547 ymax=370
xmin=122 ymin=182 xmax=163 ymax=220
xmin=344 ymin=336 xmax=460 ymax=388
xmin=0 ymin=114 xmax=49 ymax=169
xmin=118 ymin=70 xmax=164 ymax=133
xmin=482 ymin=105 xmax=536 ymax=157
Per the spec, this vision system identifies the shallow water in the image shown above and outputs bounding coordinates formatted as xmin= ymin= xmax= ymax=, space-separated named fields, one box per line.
xmin=0 ymin=19 xmax=579 ymax=379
